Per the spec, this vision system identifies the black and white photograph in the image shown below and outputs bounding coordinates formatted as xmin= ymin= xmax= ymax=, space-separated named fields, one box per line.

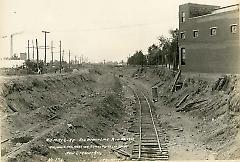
xmin=0 ymin=0 xmax=239 ymax=161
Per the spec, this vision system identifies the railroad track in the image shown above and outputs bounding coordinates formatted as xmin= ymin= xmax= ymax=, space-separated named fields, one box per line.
xmin=123 ymin=80 xmax=169 ymax=161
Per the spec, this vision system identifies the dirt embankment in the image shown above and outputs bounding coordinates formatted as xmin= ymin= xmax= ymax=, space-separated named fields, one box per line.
xmin=0 ymin=68 xmax=127 ymax=162
xmin=131 ymin=66 xmax=240 ymax=160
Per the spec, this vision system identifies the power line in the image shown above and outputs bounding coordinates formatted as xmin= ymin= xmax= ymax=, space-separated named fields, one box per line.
xmin=54 ymin=21 xmax=163 ymax=33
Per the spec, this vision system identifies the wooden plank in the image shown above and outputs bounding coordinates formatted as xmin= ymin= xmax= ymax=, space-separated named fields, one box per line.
xmin=112 ymin=148 xmax=131 ymax=157
xmin=176 ymin=99 xmax=207 ymax=112
xmin=171 ymin=70 xmax=181 ymax=92
xmin=176 ymin=94 xmax=189 ymax=108
xmin=7 ymin=104 xmax=18 ymax=112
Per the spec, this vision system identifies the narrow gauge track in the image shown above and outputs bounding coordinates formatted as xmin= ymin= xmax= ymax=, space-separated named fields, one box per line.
xmin=122 ymin=80 xmax=169 ymax=161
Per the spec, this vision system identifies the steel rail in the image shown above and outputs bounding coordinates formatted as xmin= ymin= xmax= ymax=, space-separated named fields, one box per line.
xmin=121 ymin=79 xmax=166 ymax=160
xmin=141 ymin=92 xmax=162 ymax=154
xmin=135 ymin=93 xmax=142 ymax=159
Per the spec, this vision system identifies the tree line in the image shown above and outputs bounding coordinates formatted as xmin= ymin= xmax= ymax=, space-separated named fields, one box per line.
xmin=127 ymin=29 xmax=179 ymax=69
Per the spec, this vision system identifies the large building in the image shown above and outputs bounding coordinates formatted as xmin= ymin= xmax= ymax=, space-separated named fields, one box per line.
xmin=178 ymin=3 xmax=239 ymax=73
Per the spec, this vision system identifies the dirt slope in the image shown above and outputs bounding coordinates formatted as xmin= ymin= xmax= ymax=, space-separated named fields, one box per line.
xmin=128 ymin=66 xmax=240 ymax=160
xmin=0 ymin=68 xmax=128 ymax=162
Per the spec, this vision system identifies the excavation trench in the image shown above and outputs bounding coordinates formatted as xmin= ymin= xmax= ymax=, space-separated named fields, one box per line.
xmin=1 ymin=66 xmax=240 ymax=161
xmin=0 ymin=68 xmax=134 ymax=162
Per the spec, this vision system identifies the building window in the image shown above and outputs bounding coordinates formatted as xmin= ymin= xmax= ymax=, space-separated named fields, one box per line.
xmin=181 ymin=48 xmax=186 ymax=66
xmin=181 ymin=12 xmax=186 ymax=22
xmin=230 ymin=24 xmax=237 ymax=34
xmin=210 ymin=27 xmax=217 ymax=36
xmin=193 ymin=30 xmax=199 ymax=38
xmin=180 ymin=32 xmax=185 ymax=39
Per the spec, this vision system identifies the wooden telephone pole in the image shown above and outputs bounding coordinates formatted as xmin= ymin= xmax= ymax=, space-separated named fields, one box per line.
xmin=27 ymin=40 xmax=30 ymax=60
xmin=51 ymin=41 xmax=54 ymax=65
xmin=62 ymin=50 xmax=64 ymax=62
xmin=42 ymin=30 xmax=50 ymax=64
xmin=32 ymin=40 xmax=35 ymax=60
xmin=59 ymin=41 xmax=62 ymax=73
xmin=36 ymin=39 xmax=39 ymax=69
xmin=68 ymin=50 xmax=71 ymax=68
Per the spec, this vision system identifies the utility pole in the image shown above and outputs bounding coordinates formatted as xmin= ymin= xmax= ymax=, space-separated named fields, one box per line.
xmin=32 ymin=40 xmax=35 ymax=60
xmin=81 ymin=54 xmax=84 ymax=65
xmin=62 ymin=50 xmax=64 ymax=62
xmin=68 ymin=50 xmax=71 ymax=68
xmin=27 ymin=40 xmax=30 ymax=60
xmin=59 ymin=41 xmax=62 ymax=73
xmin=10 ymin=35 xmax=13 ymax=58
xmin=174 ymin=28 xmax=179 ymax=70
xmin=42 ymin=30 xmax=50 ymax=64
xmin=36 ymin=39 xmax=39 ymax=69
xmin=51 ymin=41 xmax=53 ymax=65
xmin=75 ymin=56 xmax=77 ymax=64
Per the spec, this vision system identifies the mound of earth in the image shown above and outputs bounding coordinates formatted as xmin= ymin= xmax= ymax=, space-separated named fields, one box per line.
xmin=0 ymin=68 xmax=130 ymax=162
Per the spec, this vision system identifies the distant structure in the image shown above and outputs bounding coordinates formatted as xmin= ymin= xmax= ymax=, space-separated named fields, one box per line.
xmin=10 ymin=32 xmax=23 ymax=58
xmin=0 ymin=59 xmax=25 ymax=68
xmin=20 ymin=53 xmax=27 ymax=60
xmin=0 ymin=52 xmax=26 ymax=68
xmin=179 ymin=3 xmax=239 ymax=73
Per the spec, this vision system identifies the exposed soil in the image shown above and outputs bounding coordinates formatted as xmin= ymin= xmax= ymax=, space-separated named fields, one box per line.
xmin=128 ymin=66 xmax=240 ymax=160
xmin=0 ymin=67 xmax=134 ymax=162
xmin=1 ymin=66 xmax=240 ymax=161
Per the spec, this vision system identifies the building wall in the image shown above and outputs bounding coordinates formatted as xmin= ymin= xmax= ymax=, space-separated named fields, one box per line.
xmin=0 ymin=60 xmax=25 ymax=68
xmin=20 ymin=53 xmax=27 ymax=60
xmin=179 ymin=3 xmax=219 ymax=23
xmin=179 ymin=3 xmax=240 ymax=74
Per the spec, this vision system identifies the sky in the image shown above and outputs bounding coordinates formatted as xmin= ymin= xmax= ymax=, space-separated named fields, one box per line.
xmin=0 ymin=0 xmax=237 ymax=63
